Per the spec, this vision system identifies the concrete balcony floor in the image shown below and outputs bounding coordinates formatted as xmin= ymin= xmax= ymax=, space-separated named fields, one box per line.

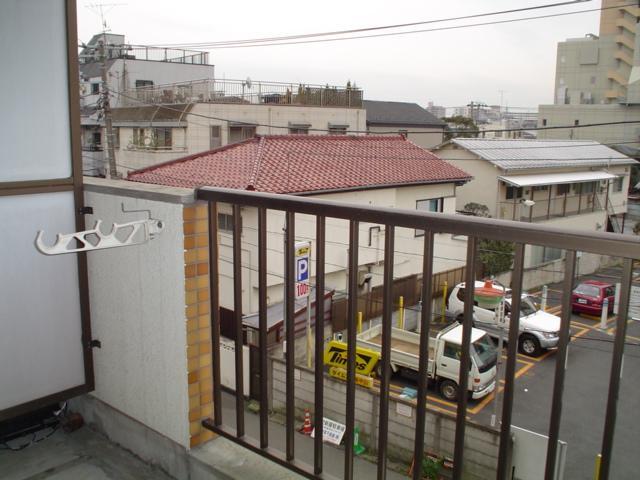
xmin=1 ymin=426 xmax=173 ymax=480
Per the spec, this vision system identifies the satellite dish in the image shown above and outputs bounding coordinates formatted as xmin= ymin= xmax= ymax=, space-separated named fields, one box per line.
xmin=245 ymin=77 xmax=252 ymax=89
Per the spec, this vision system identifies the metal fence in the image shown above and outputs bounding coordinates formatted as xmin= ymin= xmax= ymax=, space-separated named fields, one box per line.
xmin=498 ymin=192 xmax=607 ymax=222
xmin=197 ymin=186 xmax=640 ymax=480
xmin=121 ymin=79 xmax=363 ymax=108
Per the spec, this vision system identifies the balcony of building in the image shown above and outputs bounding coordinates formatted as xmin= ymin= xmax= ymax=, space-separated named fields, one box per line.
xmin=193 ymin=187 xmax=637 ymax=480
xmin=120 ymin=78 xmax=364 ymax=109
xmin=613 ymin=49 xmax=634 ymax=68
xmin=80 ymin=43 xmax=210 ymax=66
xmin=614 ymin=33 xmax=635 ymax=51
xmin=615 ymin=16 xmax=638 ymax=36
xmin=607 ymin=69 xmax=628 ymax=87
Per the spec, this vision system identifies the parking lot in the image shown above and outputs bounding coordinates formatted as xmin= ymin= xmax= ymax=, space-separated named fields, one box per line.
xmin=388 ymin=264 xmax=640 ymax=478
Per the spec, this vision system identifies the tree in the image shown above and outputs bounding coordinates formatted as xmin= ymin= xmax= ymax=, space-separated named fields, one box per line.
xmin=463 ymin=202 xmax=515 ymax=277
xmin=442 ymin=115 xmax=479 ymax=141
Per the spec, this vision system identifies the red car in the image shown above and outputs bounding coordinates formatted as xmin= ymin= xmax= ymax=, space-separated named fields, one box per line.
xmin=571 ymin=280 xmax=615 ymax=315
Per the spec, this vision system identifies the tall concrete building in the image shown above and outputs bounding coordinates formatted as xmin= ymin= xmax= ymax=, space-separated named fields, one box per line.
xmin=539 ymin=0 xmax=640 ymax=148
xmin=553 ymin=0 xmax=638 ymax=105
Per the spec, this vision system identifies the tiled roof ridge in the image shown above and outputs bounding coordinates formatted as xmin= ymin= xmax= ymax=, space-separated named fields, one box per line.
xmin=127 ymin=137 xmax=258 ymax=178
xmin=247 ymin=135 xmax=267 ymax=190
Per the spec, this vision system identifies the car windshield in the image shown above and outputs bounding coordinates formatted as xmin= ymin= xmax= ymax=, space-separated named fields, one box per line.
xmin=574 ymin=284 xmax=601 ymax=297
xmin=520 ymin=296 xmax=538 ymax=316
xmin=471 ymin=334 xmax=497 ymax=373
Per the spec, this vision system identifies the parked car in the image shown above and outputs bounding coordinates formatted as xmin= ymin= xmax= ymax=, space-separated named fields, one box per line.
xmin=571 ymin=280 xmax=615 ymax=316
xmin=446 ymin=281 xmax=561 ymax=357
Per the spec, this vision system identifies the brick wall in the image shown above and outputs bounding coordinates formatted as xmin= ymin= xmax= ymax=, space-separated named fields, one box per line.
xmin=183 ymin=202 xmax=215 ymax=447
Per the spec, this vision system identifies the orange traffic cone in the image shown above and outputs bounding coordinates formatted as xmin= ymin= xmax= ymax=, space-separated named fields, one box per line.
xmin=299 ymin=409 xmax=313 ymax=435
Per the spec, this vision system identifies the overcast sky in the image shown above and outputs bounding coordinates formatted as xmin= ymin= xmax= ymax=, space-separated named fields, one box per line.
xmin=77 ymin=0 xmax=602 ymax=111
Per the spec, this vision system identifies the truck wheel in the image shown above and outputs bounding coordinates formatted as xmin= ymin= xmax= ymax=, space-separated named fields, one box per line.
xmin=519 ymin=334 xmax=542 ymax=357
xmin=439 ymin=379 xmax=459 ymax=401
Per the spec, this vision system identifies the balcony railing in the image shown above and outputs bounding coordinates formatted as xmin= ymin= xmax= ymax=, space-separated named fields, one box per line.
xmin=197 ymin=187 xmax=639 ymax=480
xmin=498 ymin=192 xmax=607 ymax=222
xmin=120 ymin=78 xmax=364 ymax=109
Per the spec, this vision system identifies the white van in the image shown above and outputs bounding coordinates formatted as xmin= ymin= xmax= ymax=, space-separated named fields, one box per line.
xmin=446 ymin=281 xmax=560 ymax=357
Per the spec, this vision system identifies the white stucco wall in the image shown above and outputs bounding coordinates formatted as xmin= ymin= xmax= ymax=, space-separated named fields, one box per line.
xmin=114 ymin=103 xmax=366 ymax=173
xmin=84 ymin=188 xmax=190 ymax=448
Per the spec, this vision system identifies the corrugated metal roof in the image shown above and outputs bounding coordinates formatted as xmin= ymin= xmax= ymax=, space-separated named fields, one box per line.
xmin=127 ymin=135 xmax=471 ymax=194
xmin=499 ymin=171 xmax=617 ymax=187
xmin=450 ymin=138 xmax=637 ymax=170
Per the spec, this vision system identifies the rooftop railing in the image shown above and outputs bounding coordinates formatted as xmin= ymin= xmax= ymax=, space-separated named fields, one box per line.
xmin=121 ymin=79 xmax=363 ymax=108
xmin=197 ymin=186 xmax=639 ymax=480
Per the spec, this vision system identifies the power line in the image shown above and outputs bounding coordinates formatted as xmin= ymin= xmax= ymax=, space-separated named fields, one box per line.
xmin=149 ymin=0 xmax=591 ymax=48
xmin=158 ymin=3 xmax=627 ymax=50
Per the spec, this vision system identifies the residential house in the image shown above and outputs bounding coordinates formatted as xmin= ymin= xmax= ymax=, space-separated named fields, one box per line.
xmin=79 ymin=33 xmax=214 ymax=175
xmin=126 ymin=134 xmax=471 ymax=314
xmin=363 ymin=100 xmax=446 ymax=149
xmin=538 ymin=1 xmax=640 ymax=149
xmin=435 ymin=138 xmax=637 ymax=283
xmin=109 ymin=79 xmax=366 ymax=175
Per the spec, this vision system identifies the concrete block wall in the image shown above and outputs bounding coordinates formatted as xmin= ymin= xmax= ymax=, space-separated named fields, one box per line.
xmin=271 ymin=358 xmax=499 ymax=479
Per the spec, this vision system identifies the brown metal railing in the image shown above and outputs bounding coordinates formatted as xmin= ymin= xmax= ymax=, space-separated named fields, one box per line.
xmin=198 ymin=186 xmax=640 ymax=480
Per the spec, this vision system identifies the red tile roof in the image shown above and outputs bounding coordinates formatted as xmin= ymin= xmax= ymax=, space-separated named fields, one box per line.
xmin=127 ymin=135 xmax=471 ymax=194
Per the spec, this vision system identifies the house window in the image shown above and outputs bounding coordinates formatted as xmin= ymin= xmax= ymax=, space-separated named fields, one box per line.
xmin=542 ymin=119 xmax=547 ymax=126
xmin=532 ymin=185 xmax=548 ymax=192
xmin=328 ymin=124 xmax=348 ymax=135
xmin=229 ymin=126 xmax=256 ymax=144
xmin=135 ymin=79 xmax=154 ymax=88
xmin=506 ymin=186 xmax=524 ymax=200
xmin=581 ymin=181 xmax=596 ymax=194
xmin=415 ymin=198 xmax=443 ymax=236
xmin=153 ymin=128 xmax=172 ymax=148
xmin=91 ymin=83 xmax=100 ymax=94
xmin=91 ymin=131 xmax=101 ymax=148
xmin=133 ymin=128 xmax=145 ymax=147
xmin=289 ymin=127 xmax=309 ymax=134
xmin=574 ymin=119 xmax=580 ymax=126
xmin=556 ymin=183 xmax=570 ymax=195
xmin=210 ymin=126 xmax=222 ymax=149
xmin=613 ymin=176 xmax=624 ymax=192
xmin=218 ymin=213 xmax=236 ymax=232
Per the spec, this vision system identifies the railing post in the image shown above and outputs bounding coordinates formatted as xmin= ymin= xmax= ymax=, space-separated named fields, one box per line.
xmin=314 ymin=216 xmax=326 ymax=475
xmin=496 ymin=243 xmax=525 ymax=480
xmin=452 ymin=237 xmax=478 ymax=480
xmin=376 ymin=225 xmax=394 ymax=480
xmin=258 ymin=207 xmax=268 ymax=448
xmin=599 ymin=258 xmax=634 ymax=480
xmin=232 ymin=204 xmax=245 ymax=438
xmin=208 ymin=201 xmax=222 ymax=426
xmin=412 ymin=231 xmax=434 ymax=480
xmin=344 ymin=220 xmax=359 ymax=480
xmin=544 ymin=250 xmax=577 ymax=479
xmin=284 ymin=211 xmax=296 ymax=461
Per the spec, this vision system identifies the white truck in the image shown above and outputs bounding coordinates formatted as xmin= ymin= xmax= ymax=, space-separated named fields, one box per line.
xmin=355 ymin=323 xmax=497 ymax=401
xmin=446 ymin=281 xmax=561 ymax=357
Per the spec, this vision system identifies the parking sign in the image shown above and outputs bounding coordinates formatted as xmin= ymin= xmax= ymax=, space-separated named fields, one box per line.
xmin=295 ymin=241 xmax=311 ymax=298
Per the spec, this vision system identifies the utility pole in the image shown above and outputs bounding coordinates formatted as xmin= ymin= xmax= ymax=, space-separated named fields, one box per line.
xmin=88 ymin=3 xmax=122 ymax=178
xmin=98 ymin=39 xmax=118 ymax=179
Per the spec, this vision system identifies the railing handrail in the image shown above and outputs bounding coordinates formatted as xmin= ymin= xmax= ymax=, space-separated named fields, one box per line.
xmin=196 ymin=187 xmax=640 ymax=259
